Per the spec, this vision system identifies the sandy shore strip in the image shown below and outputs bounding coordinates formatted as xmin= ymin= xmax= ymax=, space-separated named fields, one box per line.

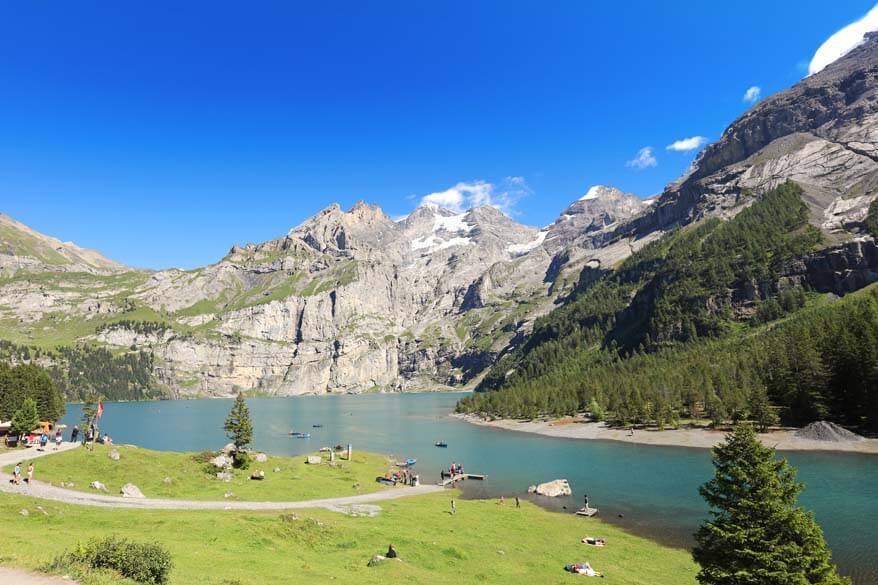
xmin=454 ymin=414 xmax=878 ymax=454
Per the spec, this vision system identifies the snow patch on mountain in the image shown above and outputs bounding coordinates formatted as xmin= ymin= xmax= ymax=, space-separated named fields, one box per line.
xmin=433 ymin=214 xmax=473 ymax=234
xmin=412 ymin=235 xmax=473 ymax=253
xmin=507 ymin=231 xmax=547 ymax=257
xmin=580 ymin=186 xmax=603 ymax=201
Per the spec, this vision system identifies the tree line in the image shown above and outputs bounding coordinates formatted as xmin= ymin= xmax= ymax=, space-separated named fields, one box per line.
xmin=0 ymin=340 xmax=162 ymax=402
xmin=0 ymin=362 xmax=65 ymax=426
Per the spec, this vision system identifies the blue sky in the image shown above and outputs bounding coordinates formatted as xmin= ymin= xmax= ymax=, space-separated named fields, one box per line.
xmin=1 ymin=1 xmax=875 ymax=269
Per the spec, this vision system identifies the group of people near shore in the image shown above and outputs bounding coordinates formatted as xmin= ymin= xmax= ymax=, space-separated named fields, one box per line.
xmin=69 ymin=424 xmax=112 ymax=447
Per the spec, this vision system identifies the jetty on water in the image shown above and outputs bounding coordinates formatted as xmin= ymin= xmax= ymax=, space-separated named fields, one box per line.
xmin=438 ymin=473 xmax=487 ymax=487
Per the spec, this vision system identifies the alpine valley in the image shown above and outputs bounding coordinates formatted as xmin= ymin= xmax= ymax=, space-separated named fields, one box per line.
xmin=2 ymin=34 xmax=878 ymax=403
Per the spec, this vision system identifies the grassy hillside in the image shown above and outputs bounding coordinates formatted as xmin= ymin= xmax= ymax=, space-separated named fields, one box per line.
xmin=0 ymin=220 xmax=69 ymax=264
xmin=0 ymin=491 xmax=697 ymax=585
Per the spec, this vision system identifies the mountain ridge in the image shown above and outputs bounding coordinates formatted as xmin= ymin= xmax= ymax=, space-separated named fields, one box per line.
xmin=1 ymin=34 xmax=877 ymax=398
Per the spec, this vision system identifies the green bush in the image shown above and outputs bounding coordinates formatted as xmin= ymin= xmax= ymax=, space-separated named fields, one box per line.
xmin=232 ymin=450 xmax=251 ymax=470
xmin=190 ymin=449 xmax=217 ymax=464
xmin=53 ymin=536 xmax=173 ymax=585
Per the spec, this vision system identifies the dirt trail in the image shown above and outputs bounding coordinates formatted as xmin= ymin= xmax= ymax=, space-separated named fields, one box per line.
xmin=0 ymin=567 xmax=79 ymax=584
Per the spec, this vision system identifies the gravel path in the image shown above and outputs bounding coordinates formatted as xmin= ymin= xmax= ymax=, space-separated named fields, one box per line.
xmin=0 ymin=443 xmax=444 ymax=510
xmin=0 ymin=567 xmax=79 ymax=584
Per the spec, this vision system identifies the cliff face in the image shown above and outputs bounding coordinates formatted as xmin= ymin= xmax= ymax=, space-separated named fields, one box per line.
xmin=2 ymin=195 xmax=642 ymax=396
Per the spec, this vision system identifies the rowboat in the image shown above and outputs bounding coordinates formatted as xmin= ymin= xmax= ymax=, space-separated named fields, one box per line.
xmin=435 ymin=441 xmax=448 ymax=448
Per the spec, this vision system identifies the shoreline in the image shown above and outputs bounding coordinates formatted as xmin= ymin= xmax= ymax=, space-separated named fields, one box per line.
xmin=454 ymin=413 xmax=878 ymax=454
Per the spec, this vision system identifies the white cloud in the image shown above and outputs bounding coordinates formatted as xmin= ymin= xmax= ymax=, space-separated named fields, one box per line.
xmin=743 ymin=86 xmax=761 ymax=103
xmin=809 ymin=4 xmax=878 ymax=76
xmin=420 ymin=177 xmax=531 ymax=215
xmin=626 ymin=147 xmax=657 ymax=169
xmin=666 ymin=136 xmax=708 ymax=152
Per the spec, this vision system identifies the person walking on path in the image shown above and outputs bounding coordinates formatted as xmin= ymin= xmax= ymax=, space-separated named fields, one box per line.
xmin=13 ymin=463 xmax=21 ymax=485
xmin=26 ymin=463 xmax=34 ymax=484
xmin=451 ymin=499 xmax=457 ymax=515
xmin=54 ymin=430 xmax=62 ymax=451
xmin=70 ymin=425 xmax=79 ymax=443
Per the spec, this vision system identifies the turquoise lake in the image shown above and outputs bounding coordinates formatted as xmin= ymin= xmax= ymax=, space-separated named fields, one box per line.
xmin=60 ymin=393 xmax=878 ymax=584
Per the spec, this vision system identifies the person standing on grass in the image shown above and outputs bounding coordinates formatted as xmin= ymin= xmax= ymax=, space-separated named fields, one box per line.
xmin=451 ymin=499 xmax=457 ymax=515
xmin=70 ymin=425 xmax=79 ymax=443
xmin=515 ymin=496 xmax=520 ymax=508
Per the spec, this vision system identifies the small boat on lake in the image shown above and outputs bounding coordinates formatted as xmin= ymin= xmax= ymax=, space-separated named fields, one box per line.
xmin=396 ymin=458 xmax=417 ymax=467
xmin=289 ymin=431 xmax=311 ymax=438
xmin=312 ymin=424 xmax=323 ymax=428
xmin=435 ymin=441 xmax=448 ymax=448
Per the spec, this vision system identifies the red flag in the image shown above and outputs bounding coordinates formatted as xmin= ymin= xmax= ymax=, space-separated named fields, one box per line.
xmin=96 ymin=401 xmax=104 ymax=419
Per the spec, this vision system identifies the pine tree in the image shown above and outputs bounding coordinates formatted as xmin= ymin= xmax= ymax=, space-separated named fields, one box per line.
xmin=748 ymin=385 xmax=779 ymax=432
xmin=224 ymin=392 xmax=253 ymax=451
xmin=693 ymin=423 xmax=849 ymax=585
xmin=11 ymin=397 xmax=39 ymax=436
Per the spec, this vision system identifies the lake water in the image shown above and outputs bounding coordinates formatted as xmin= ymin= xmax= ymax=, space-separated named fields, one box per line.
xmin=59 ymin=393 xmax=878 ymax=584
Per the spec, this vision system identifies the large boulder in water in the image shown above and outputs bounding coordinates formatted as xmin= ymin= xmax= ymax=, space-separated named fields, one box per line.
xmin=528 ymin=479 xmax=572 ymax=497
xmin=794 ymin=421 xmax=864 ymax=442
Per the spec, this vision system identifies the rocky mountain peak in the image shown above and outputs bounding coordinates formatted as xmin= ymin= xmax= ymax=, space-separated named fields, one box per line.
xmin=541 ymin=186 xmax=649 ymax=252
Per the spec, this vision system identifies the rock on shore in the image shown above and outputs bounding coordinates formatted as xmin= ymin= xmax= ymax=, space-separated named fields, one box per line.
xmin=528 ymin=479 xmax=572 ymax=497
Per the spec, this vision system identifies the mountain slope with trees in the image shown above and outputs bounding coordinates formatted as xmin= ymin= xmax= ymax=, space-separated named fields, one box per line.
xmin=459 ymin=184 xmax=878 ymax=430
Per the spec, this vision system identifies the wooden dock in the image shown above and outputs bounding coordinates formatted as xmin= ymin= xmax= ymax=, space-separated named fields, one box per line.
xmin=575 ymin=506 xmax=599 ymax=517
xmin=438 ymin=473 xmax=487 ymax=487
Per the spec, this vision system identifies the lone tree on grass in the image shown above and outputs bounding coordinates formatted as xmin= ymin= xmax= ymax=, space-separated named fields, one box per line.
xmin=693 ymin=423 xmax=849 ymax=585
xmin=224 ymin=392 xmax=253 ymax=451
xmin=10 ymin=397 xmax=39 ymax=437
